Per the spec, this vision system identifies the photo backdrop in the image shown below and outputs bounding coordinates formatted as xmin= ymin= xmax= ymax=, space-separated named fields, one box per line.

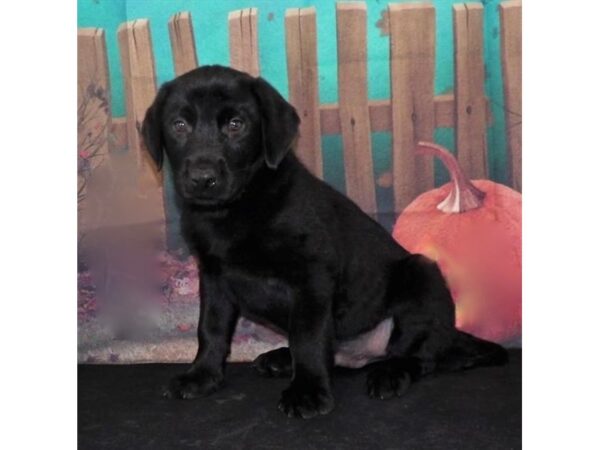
xmin=77 ymin=0 xmax=521 ymax=363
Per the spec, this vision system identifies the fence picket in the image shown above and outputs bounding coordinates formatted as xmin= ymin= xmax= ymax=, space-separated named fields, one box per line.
xmin=336 ymin=2 xmax=376 ymax=215
xmin=78 ymin=3 xmax=520 ymax=236
xmin=317 ymin=95 xmax=491 ymax=136
xmin=168 ymin=12 xmax=198 ymax=76
xmin=500 ymin=1 xmax=522 ymax=192
xmin=78 ymin=28 xmax=111 ymax=160
xmin=78 ymin=28 xmax=112 ymax=232
xmin=285 ymin=7 xmax=322 ymax=178
xmin=229 ymin=8 xmax=260 ymax=76
xmin=453 ymin=3 xmax=488 ymax=180
xmin=389 ymin=4 xmax=436 ymax=213
xmin=117 ymin=20 xmax=165 ymax=231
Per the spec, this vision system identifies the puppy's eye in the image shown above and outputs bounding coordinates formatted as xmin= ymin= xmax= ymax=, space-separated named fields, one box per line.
xmin=228 ymin=118 xmax=244 ymax=132
xmin=172 ymin=119 xmax=188 ymax=133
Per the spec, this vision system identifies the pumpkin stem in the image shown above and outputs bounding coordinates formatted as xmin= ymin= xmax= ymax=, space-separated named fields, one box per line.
xmin=416 ymin=141 xmax=485 ymax=213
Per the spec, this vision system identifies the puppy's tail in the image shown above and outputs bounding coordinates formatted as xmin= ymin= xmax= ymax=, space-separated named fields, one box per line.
xmin=436 ymin=330 xmax=509 ymax=373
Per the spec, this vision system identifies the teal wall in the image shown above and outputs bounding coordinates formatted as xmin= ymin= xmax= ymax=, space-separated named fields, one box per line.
xmin=78 ymin=0 xmax=511 ymax=220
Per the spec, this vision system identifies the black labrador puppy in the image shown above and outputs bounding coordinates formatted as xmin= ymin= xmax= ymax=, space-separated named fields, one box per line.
xmin=142 ymin=65 xmax=507 ymax=418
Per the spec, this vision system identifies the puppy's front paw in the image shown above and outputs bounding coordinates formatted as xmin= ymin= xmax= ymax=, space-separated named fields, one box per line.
xmin=278 ymin=380 xmax=334 ymax=419
xmin=163 ymin=371 xmax=223 ymax=400
xmin=253 ymin=347 xmax=292 ymax=377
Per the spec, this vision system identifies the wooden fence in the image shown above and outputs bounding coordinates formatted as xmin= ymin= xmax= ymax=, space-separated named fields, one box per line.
xmin=77 ymin=1 xmax=522 ymax=246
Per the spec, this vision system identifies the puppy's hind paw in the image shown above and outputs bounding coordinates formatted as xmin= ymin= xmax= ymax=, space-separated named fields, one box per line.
xmin=253 ymin=347 xmax=293 ymax=378
xmin=366 ymin=365 xmax=411 ymax=400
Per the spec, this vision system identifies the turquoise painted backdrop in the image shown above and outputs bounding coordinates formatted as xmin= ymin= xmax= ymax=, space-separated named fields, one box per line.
xmin=78 ymin=0 xmax=511 ymax=221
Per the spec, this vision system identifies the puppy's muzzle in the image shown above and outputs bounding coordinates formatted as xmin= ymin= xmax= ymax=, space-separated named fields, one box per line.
xmin=182 ymin=158 xmax=225 ymax=198
xmin=189 ymin=166 xmax=218 ymax=190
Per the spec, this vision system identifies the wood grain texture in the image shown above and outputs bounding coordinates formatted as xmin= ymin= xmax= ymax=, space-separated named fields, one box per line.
xmin=117 ymin=20 xmax=165 ymax=229
xmin=499 ymin=1 xmax=522 ymax=191
xmin=116 ymin=25 xmax=140 ymax=196
xmin=78 ymin=28 xmax=111 ymax=108
xmin=336 ymin=2 xmax=376 ymax=215
xmin=285 ymin=7 xmax=322 ymax=178
xmin=453 ymin=3 xmax=488 ymax=180
xmin=318 ymin=95 xmax=491 ymax=135
xmin=229 ymin=8 xmax=260 ymax=76
xmin=78 ymin=28 xmax=112 ymax=232
xmin=389 ymin=3 xmax=436 ymax=212
xmin=168 ymin=12 xmax=198 ymax=76
xmin=110 ymin=117 xmax=128 ymax=151
xmin=78 ymin=28 xmax=111 ymax=158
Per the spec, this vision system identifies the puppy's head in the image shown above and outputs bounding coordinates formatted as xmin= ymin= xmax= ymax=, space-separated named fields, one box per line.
xmin=141 ymin=65 xmax=299 ymax=207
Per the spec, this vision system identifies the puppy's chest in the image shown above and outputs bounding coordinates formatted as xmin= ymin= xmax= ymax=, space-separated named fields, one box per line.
xmin=191 ymin=222 xmax=307 ymax=274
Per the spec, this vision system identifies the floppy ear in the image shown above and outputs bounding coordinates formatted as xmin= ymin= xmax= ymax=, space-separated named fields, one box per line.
xmin=141 ymin=83 xmax=171 ymax=171
xmin=252 ymin=77 xmax=300 ymax=169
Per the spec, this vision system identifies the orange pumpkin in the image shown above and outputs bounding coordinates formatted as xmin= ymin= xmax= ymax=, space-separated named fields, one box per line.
xmin=392 ymin=142 xmax=521 ymax=343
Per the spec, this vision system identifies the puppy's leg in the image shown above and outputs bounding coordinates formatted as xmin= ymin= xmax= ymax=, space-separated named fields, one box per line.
xmin=278 ymin=280 xmax=335 ymax=419
xmin=366 ymin=254 xmax=507 ymax=400
xmin=253 ymin=347 xmax=292 ymax=377
xmin=164 ymin=273 xmax=239 ymax=400
xmin=366 ymin=331 xmax=507 ymax=400
xmin=365 ymin=323 xmax=454 ymax=400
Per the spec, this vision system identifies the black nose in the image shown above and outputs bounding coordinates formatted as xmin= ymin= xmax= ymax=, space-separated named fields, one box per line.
xmin=189 ymin=167 xmax=218 ymax=189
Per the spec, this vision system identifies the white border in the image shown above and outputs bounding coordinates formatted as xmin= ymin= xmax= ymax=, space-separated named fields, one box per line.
xmin=1 ymin=1 xmax=76 ymax=448
xmin=523 ymin=0 xmax=600 ymax=448
xmin=2 ymin=0 xmax=600 ymax=447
